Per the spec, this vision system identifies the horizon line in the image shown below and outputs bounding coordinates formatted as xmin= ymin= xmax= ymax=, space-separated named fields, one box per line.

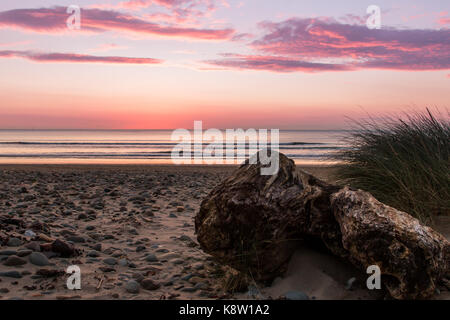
xmin=0 ymin=128 xmax=348 ymax=131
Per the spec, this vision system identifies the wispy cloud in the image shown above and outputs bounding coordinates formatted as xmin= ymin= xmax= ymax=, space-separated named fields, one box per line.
xmin=205 ymin=17 xmax=450 ymax=73
xmin=0 ymin=50 xmax=163 ymax=64
xmin=0 ymin=6 xmax=234 ymax=40
xmin=205 ymin=53 xmax=354 ymax=73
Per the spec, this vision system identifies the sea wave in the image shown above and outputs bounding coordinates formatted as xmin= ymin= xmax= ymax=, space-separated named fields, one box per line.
xmin=0 ymin=141 xmax=328 ymax=146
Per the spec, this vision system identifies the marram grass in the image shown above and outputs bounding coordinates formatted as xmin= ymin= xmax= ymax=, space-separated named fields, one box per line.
xmin=332 ymin=109 xmax=449 ymax=224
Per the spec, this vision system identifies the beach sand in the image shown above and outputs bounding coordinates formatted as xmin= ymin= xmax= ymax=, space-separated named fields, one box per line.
xmin=0 ymin=164 xmax=448 ymax=300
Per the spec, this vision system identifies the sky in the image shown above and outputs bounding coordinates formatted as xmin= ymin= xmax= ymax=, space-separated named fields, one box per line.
xmin=0 ymin=0 xmax=449 ymax=129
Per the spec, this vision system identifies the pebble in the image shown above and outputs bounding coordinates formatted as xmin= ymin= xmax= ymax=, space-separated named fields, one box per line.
xmin=3 ymin=255 xmax=27 ymax=266
xmin=125 ymin=280 xmax=140 ymax=294
xmin=66 ymin=236 xmax=86 ymax=243
xmin=181 ymin=274 xmax=194 ymax=281
xmin=17 ymin=250 xmax=33 ymax=257
xmin=25 ymin=242 xmax=41 ymax=252
xmin=145 ymin=254 xmax=158 ymax=262
xmin=141 ymin=279 xmax=161 ymax=291
xmin=7 ymin=238 xmax=22 ymax=247
xmin=87 ymin=251 xmax=100 ymax=258
xmin=24 ymin=230 xmax=36 ymax=238
xmin=0 ymin=250 xmax=17 ymax=256
xmin=77 ymin=213 xmax=88 ymax=220
xmin=194 ymin=282 xmax=207 ymax=290
xmin=136 ymin=246 xmax=146 ymax=252
xmin=51 ymin=239 xmax=76 ymax=257
xmin=118 ymin=258 xmax=128 ymax=267
xmin=0 ymin=271 xmax=23 ymax=278
xmin=192 ymin=262 xmax=204 ymax=270
xmin=103 ymin=258 xmax=117 ymax=266
xmin=285 ymin=291 xmax=309 ymax=300
xmin=171 ymin=258 xmax=184 ymax=265
xmin=29 ymin=252 xmax=50 ymax=266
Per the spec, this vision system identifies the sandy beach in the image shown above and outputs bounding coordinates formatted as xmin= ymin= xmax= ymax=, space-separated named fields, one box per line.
xmin=0 ymin=164 xmax=448 ymax=300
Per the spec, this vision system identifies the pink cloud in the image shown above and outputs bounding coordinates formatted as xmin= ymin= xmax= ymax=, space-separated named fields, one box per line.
xmin=121 ymin=0 xmax=200 ymax=9
xmin=0 ymin=6 xmax=234 ymax=40
xmin=438 ymin=17 xmax=450 ymax=26
xmin=206 ymin=17 xmax=450 ymax=73
xmin=0 ymin=50 xmax=163 ymax=64
xmin=204 ymin=53 xmax=354 ymax=73
xmin=94 ymin=0 xmax=218 ymax=24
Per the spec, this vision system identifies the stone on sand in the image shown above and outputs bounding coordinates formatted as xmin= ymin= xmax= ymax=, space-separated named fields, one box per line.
xmin=125 ymin=280 xmax=140 ymax=294
xmin=29 ymin=252 xmax=50 ymax=266
xmin=3 ymin=255 xmax=27 ymax=266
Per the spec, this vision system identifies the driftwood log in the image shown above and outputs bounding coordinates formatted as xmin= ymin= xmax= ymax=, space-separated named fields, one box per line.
xmin=195 ymin=151 xmax=449 ymax=299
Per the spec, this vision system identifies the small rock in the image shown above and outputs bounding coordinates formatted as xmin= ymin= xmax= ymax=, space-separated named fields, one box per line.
xmin=3 ymin=255 xmax=27 ymax=266
xmin=171 ymin=258 xmax=184 ymax=265
xmin=25 ymin=242 xmax=41 ymax=252
xmin=7 ymin=238 xmax=22 ymax=247
xmin=125 ymin=280 xmax=140 ymax=294
xmin=141 ymin=279 xmax=161 ymax=291
xmin=136 ymin=246 xmax=146 ymax=252
xmin=0 ymin=250 xmax=17 ymax=256
xmin=0 ymin=271 xmax=22 ymax=278
xmin=29 ymin=252 xmax=50 ymax=266
xmin=51 ymin=239 xmax=76 ymax=257
xmin=38 ymin=233 xmax=54 ymax=242
xmin=285 ymin=291 xmax=309 ymax=300
xmin=36 ymin=269 xmax=64 ymax=278
xmin=192 ymin=262 xmax=204 ymax=270
xmin=87 ymin=250 xmax=100 ymax=258
xmin=17 ymin=250 xmax=32 ymax=257
xmin=181 ymin=274 xmax=194 ymax=281
xmin=145 ymin=254 xmax=158 ymax=262
xmin=103 ymin=258 xmax=117 ymax=266
xmin=66 ymin=236 xmax=85 ymax=243
xmin=118 ymin=258 xmax=128 ymax=267
xmin=77 ymin=213 xmax=88 ymax=220
xmin=24 ymin=230 xmax=36 ymax=238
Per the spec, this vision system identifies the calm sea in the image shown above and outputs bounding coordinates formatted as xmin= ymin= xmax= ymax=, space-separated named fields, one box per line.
xmin=0 ymin=130 xmax=346 ymax=165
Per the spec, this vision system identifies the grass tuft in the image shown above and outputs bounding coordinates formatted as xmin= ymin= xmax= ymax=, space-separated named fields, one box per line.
xmin=332 ymin=109 xmax=450 ymax=223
